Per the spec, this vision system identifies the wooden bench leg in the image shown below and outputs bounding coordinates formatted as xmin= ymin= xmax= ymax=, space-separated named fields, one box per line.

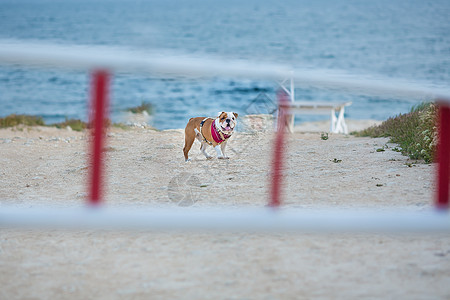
xmin=336 ymin=106 xmax=348 ymax=134
xmin=332 ymin=106 xmax=348 ymax=134
xmin=330 ymin=109 xmax=337 ymax=133
xmin=287 ymin=114 xmax=294 ymax=133
xmin=330 ymin=107 xmax=348 ymax=134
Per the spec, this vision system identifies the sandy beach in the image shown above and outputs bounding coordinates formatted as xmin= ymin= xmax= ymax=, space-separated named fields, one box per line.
xmin=1 ymin=120 xmax=449 ymax=299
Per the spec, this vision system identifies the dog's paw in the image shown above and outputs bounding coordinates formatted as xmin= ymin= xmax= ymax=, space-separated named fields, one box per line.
xmin=185 ymin=158 xmax=192 ymax=163
xmin=206 ymin=156 xmax=213 ymax=160
xmin=218 ymin=156 xmax=230 ymax=160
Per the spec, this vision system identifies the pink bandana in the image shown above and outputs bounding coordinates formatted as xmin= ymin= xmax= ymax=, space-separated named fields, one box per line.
xmin=211 ymin=121 xmax=230 ymax=144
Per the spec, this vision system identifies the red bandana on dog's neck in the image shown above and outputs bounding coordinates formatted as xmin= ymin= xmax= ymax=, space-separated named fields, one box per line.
xmin=211 ymin=121 xmax=230 ymax=144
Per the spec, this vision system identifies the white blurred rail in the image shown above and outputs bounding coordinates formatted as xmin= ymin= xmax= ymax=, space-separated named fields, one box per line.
xmin=0 ymin=206 xmax=449 ymax=233
xmin=0 ymin=40 xmax=449 ymax=102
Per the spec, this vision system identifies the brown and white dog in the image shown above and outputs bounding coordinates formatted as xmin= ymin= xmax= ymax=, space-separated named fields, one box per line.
xmin=183 ymin=111 xmax=238 ymax=162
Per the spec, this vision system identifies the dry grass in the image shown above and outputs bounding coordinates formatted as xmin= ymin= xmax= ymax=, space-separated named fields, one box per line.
xmin=0 ymin=114 xmax=45 ymax=128
xmin=353 ymin=102 xmax=438 ymax=163
xmin=125 ymin=101 xmax=153 ymax=114
xmin=54 ymin=119 xmax=88 ymax=131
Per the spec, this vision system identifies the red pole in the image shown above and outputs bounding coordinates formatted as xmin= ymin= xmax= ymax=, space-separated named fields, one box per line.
xmin=436 ymin=102 xmax=450 ymax=210
xmin=269 ymin=91 xmax=289 ymax=207
xmin=88 ymin=70 xmax=110 ymax=206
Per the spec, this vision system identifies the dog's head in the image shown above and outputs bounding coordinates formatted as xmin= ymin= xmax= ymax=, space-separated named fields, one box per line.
xmin=215 ymin=111 xmax=238 ymax=134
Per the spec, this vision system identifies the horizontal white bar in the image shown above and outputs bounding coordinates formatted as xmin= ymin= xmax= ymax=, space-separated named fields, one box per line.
xmin=0 ymin=40 xmax=449 ymax=102
xmin=286 ymin=110 xmax=338 ymax=116
xmin=284 ymin=101 xmax=352 ymax=108
xmin=0 ymin=206 xmax=449 ymax=233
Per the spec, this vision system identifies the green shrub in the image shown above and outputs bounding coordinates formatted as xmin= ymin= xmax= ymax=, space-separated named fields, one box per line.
xmin=353 ymin=102 xmax=438 ymax=163
xmin=126 ymin=102 xmax=153 ymax=114
xmin=54 ymin=119 xmax=88 ymax=131
xmin=0 ymin=114 xmax=45 ymax=128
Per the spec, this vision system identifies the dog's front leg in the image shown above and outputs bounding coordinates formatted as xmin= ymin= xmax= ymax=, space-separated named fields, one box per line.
xmin=215 ymin=144 xmax=229 ymax=159
xmin=220 ymin=141 xmax=229 ymax=159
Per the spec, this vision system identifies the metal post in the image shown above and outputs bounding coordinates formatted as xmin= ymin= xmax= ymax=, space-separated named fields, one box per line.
xmin=88 ymin=70 xmax=110 ymax=206
xmin=289 ymin=74 xmax=295 ymax=102
xmin=288 ymin=74 xmax=295 ymax=131
xmin=270 ymin=91 xmax=289 ymax=207
xmin=436 ymin=103 xmax=450 ymax=210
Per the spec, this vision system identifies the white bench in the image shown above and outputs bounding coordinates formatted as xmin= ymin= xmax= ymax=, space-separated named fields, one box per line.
xmin=282 ymin=101 xmax=352 ymax=134
xmin=277 ymin=76 xmax=352 ymax=134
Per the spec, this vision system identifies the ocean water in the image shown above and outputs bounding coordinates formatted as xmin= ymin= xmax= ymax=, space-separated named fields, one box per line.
xmin=0 ymin=0 xmax=449 ymax=129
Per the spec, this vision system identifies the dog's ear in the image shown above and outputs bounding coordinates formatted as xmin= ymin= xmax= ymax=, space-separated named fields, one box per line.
xmin=233 ymin=112 xmax=238 ymax=118
xmin=217 ymin=111 xmax=225 ymax=117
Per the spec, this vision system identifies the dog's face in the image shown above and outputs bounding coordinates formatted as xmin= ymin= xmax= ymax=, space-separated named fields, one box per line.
xmin=216 ymin=111 xmax=238 ymax=134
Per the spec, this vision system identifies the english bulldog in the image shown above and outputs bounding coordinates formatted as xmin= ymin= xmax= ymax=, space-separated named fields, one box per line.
xmin=183 ymin=111 xmax=238 ymax=162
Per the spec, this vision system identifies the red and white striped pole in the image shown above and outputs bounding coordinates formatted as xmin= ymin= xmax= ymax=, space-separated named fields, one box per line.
xmin=269 ymin=90 xmax=289 ymax=207
xmin=436 ymin=102 xmax=450 ymax=210
xmin=88 ymin=69 xmax=110 ymax=206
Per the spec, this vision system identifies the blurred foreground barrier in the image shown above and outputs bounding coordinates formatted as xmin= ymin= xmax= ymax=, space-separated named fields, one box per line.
xmin=0 ymin=40 xmax=448 ymax=228
xmin=0 ymin=206 xmax=449 ymax=233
